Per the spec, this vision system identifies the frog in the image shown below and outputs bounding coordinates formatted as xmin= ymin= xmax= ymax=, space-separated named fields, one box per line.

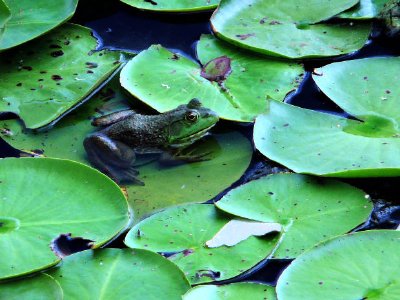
xmin=83 ymin=98 xmax=219 ymax=185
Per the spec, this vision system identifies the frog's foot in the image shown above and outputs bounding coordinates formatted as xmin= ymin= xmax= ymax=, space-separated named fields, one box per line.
xmin=159 ymin=149 xmax=212 ymax=166
xmin=84 ymin=133 xmax=143 ymax=185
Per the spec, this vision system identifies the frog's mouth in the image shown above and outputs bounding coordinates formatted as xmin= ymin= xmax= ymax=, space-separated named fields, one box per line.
xmin=169 ymin=123 xmax=216 ymax=148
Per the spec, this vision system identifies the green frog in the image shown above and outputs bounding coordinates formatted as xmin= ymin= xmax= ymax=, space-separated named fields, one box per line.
xmin=84 ymin=99 xmax=219 ymax=185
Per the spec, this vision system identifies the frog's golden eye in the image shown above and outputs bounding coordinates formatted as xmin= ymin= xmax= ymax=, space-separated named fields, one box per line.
xmin=185 ymin=111 xmax=199 ymax=122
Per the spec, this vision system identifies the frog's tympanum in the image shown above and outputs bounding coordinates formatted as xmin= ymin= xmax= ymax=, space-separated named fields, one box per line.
xmin=84 ymin=99 xmax=219 ymax=184
xmin=379 ymin=0 xmax=400 ymax=38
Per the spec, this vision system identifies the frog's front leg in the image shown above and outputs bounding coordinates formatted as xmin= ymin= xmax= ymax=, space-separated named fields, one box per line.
xmin=83 ymin=133 xmax=143 ymax=185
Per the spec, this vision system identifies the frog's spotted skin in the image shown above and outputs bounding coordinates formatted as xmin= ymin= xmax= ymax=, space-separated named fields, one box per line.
xmin=83 ymin=99 xmax=219 ymax=184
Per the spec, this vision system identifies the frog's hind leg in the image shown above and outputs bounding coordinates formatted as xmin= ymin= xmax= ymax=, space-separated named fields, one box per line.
xmin=83 ymin=133 xmax=143 ymax=185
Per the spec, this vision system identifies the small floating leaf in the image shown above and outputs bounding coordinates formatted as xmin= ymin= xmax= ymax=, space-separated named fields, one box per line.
xmin=216 ymin=173 xmax=372 ymax=258
xmin=125 ymin=204 xmax=278 ymax=284
xmin=120 ymin=0 xmax=219 ymax=12
xmin=211 ymin=0 xmax=371 ymax=58
xmin=183 ymin=282 xmax=277 ymax=300
xmin=0 ymin=23 xmax=122 ymax=129
xmin=0 ymin=0 xmax=78 ymax=50
xmin=48 ymin=249 xmax=190 ymax=299
xmin=201 ymin=56 xmax=232 ymax=82
xmin=255 ymin=57 xmax=400 ymax=177
xmin=0 ymin=274 xmax=62 ymax=300
xmin=0 ymin=157 xmax=129 ymax=280
xmin=276 ymin=230 xmax=400 ymax=300
xmin=206 ymin=220 xmax=281 ymax=248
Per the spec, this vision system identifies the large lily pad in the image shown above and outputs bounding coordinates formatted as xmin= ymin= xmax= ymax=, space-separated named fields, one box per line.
xmin=0 ymin=78 xmax=252 ymax=221
xmin=183 ymin=283 xmax=277 ymax=300
xmin=120 ymin=0 xmax=219 ymax=12
xmin=254 ymin=57 xmax=400 ymax=177
xmin=0 ymin=0 xmax=10 ymax=40
xmin=0 ymin=157 xmax=129 ymax=280
xmin=0 ymin=0 xmax=78 ymax=50
xmin=125 ymin=204 xmax=279 ymax=284
xmin=0 ymin=23 xmax=122 ymax=129
xmin=120 ymin=36 xmax=304 ymax=122
xmin=276 ymin=230 xmax=400 ymax=300
xmin=216 ymin=173 xmax=372 ymax=259
xmin=48 ymin=248 xmax=190 ymax=299
xmin=337 ymin=0 xmax=388 ymax=19
xmin=0 ymin=274 xmax=62 ymax=300
xmin=211 ymin=0 xmax=371 ymax=58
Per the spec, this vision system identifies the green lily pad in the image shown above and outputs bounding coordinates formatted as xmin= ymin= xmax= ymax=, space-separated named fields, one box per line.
xmin=211 ymin=0 xmax=371 ymax=58
xmin=125 ymin=204 xmax=278 ymax=284
xmin=0 ymin=0 xmax=10 ymax=40
xmin=0 ymin=157 xmax=129 ymax=280
xmin=0 ymin=0 xmax=78 ymax=50
xmin=0 ymin=78 xmax=252 ymax=222
xmin=276 ymin=230 xmax=400 ymax=300
xmin=0 ymin=23 xmax=122 ymax=129
xmin=0 ymin=274 xmax=62 ymax=300
xmin=120 ymin=35 xmax=304 ymax=122
xmin=216 ymin=173 xmax=372 ymax=258
xmin=48 ymin=248 xmax=190 ymax=299
xmin=254 ymin=57 xmax=400 ymax=177
xmin=337 ymin=0 xmax=388 ymax=19
xmin=183 ymin=282 xmax=277 ymax=300
xmin=120 ymin=0 xmax=219 ymax=12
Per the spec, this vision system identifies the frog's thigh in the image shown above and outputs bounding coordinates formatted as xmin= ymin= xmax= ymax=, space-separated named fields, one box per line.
xmin=84 ymin=134 xmax=136 ymax=168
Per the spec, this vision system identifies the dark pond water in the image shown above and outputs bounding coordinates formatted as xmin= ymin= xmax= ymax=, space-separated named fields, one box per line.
xmin=2 ymin=0 xmax=400 ymax=285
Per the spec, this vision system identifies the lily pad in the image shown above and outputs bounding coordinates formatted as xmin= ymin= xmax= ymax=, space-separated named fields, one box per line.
xmin=0 ymin=0 xmax=10 ymax=40
xmin=125 ymin=204 xmax=279 ymax=284
xmin=337 ymin=0 xmax=388 ymax=19
xmin=0 ymin=274 xmax=62 ymax=300
xmin=48 ymin=248 xmax=190 ymax=299
xmin=0 ymin=0 xmax=78 ymax=50
xmin=0 ymin=157 xmax=129 ymax=280
xmin=0 ymin=78 xmax=252 ymax=221
xmin=216 ymin=173 xmax=372 ymax=258
xmin=120 ymin=35 xmax=304 ymax=122
xmin=254 ymin=57 xmax=400 ymax=177
xmin=183 ymin=282 xmax=277 ymax=300
xmin=211 ymin=0 xmax=371 ymax=58
xmin=0 ymin=23 xmax=122 ymax=129
xmin=120 ymin=0 xmax=219 ymax=12
xmin=276 ymin=230 xmax=400 ymax=300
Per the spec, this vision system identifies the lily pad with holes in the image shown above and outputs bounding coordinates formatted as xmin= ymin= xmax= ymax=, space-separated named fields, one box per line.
xmin=120 ymin=35 xmax=304 ymax=122
xmin=0 ymin=157 xmax=129 ymax=280
xmin=254 ymin=57 xmax=400 ymax=177
xmin=276 ymin=230 xmax=400 ymax=300
xmin=211 ymin=0 xmax=371 ymax=58
xmin=125 ymin=204 xmax=279 ymax=284
xmin=0 ymin=77 xmax=252 ymax=222
xmin=337 ymin=0 xmax=388 ymax=19
xmin=0 ymin=274 xmax=63 ymax=300
xmin=183 ymin=282 xmax=277 ymax=300
xmin=120 ymin=0 xmax=219 ymax=12
xmin=0 ymin=0 xmax=78 ymax=50
xmin=0 ymin=23 xmax=122 ymax=129
xmin=47 ymin=248 xmax=190 ymax=299
xmin=215 ymin=173 xmax=372 ymax=259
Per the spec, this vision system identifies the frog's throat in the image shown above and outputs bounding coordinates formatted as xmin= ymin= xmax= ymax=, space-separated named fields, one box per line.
xmin=169 ymin=124 xmax=216 ymax=148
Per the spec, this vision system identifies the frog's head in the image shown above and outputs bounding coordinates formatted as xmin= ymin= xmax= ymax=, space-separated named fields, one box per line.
xmin=167 ymin=99 xmax=219 ymax=147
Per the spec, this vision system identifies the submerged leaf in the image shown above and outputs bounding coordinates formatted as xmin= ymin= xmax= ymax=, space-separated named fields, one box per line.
xmin=206 ymin=220 xmax=281 ymax=248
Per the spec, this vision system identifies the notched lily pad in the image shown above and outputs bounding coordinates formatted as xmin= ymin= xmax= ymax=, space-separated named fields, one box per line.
xmin=0 ymin=23 xmax=122 ymax=129
xmin=125 ymin=204 xmax=278 ymax=284
xmin=121 ymin=34 xmax=304 ymax=122
xmin=276 ymin=230 xmax=400 ymax=300
xmin=211 ymin=0 xmax=371 ymax=58
xmin=216 ymin=173 xmax=372 ymax=258
xmin=47 ymin=248 xmax=190 ymax=299
xmin=120 ymin=0 xmax=219 ymax=12
xmin=0 ymin=0 xmax=78 ymax=50
xmin=0 ymin=157 xmax=129 ymax=280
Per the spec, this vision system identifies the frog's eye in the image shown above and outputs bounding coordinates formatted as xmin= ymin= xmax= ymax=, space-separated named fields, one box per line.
xmin=185 ymin=111 xmax=199 ymax=122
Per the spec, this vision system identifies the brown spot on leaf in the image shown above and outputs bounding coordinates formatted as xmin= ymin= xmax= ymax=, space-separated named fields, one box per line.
xmin=269 ymin=20 xmax=282 ymax=25
xmin=22 ymin=66 xmax=33 ymax=71
xmin=235 ymin=33 xmax=255 ymax=40
xmin=144 ymin=0 xmax=158 ymax=5
xmin=51 ymin=50 xmax=64 ymax=57
xmin=51 ymin=75 xmax=63 ymax=81
xmin=86 ymin=62 xmax=98 ymax=69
